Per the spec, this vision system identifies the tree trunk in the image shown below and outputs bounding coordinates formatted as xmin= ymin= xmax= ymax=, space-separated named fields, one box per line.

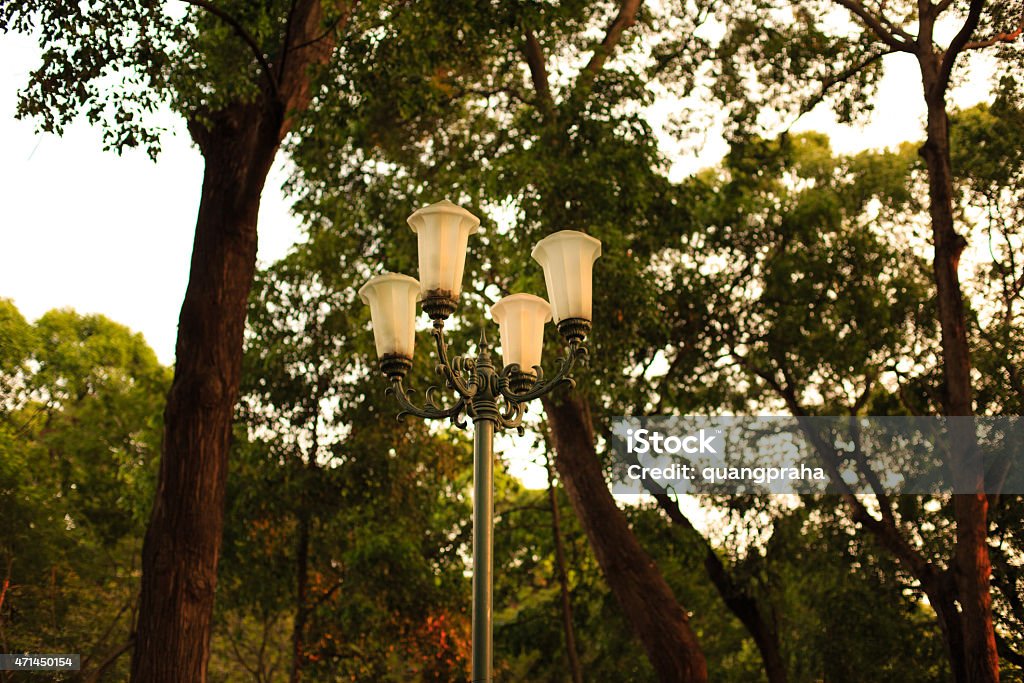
xmin=291 ymin=512 xmax=311 ymax=683
xmin=929 ymin=582 xmax=969 ymax=683
xmin=918 ymin=54 xmax=999 ymax=683
xmin=651 ymin=493 xmax=787 ymax=683
xmin=129 ymin=2 xmax=338 ymax=678
xmin=543 ymin=394 xmax=707 ymax=683
xmin=131 ymin=103 xmax=284 ymax=683
xmin=545 ymin=457 xmax=584 ymax=683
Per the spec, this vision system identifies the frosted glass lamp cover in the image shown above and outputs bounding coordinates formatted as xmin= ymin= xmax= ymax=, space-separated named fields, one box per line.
xmin=358 ymin=273 xmax=420 ymax=360
xmin=490 ymin=294 xmax=552 ymax=372
xmin=407 ymin=199 xmax=480 ymax=301
xmin=530 ymin=231 xmax=602 ymax=323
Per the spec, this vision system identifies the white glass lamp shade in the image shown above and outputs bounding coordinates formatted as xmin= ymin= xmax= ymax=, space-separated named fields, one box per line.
xmin=490 ymin=294 xmax=552 ymax=372
xmin=407 ymin=199 xmax=480 ymax=300
xmin=530 ymin=231 xmax=602 ymax=323
xmin=358 ymin=273 xmax=420 ymax=360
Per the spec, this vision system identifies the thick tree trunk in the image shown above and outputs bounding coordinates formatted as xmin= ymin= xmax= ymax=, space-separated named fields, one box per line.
xmin=129 ymin=3 xmax=337 ymax=678
xmin=918 ymin=56 xmax=999 ymax=683
xmin=545 ymin=457 xmax=583 ymax=683
xmin=543 ymin=394 xmax=707 ymax=683
xmin=131 ymin=104 xmax=284 ymax=683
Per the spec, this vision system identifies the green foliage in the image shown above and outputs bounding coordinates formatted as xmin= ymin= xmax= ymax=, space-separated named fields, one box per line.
xmin=637 ymin=132 xmax=934 ymax=418
xmin=210 ymin=233 xmax=475 ymax=680
xmin=0 ymin=302 xmax=169 ymax=680
xmin=6 ymin=0 xmax=1023 ymax=676
xmin=952 ymin=101 xmax=1024 ymax=416
xmin=1 ymin=0 xmax=180 ymax=155
xmin=492 ymin=469 xmax=665 ymax=682
xmin=711 ymin=0 xmax=890 ymax=131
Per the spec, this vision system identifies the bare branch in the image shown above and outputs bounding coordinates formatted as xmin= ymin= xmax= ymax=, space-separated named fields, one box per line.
xmin=832 ymin=0 xmax=914 ymax=51
xmin=81 ymin=639 xmax=134 ymax=683
xmin=964 ymin=23 xmax=1024 ymax=50
xmin=286 ymin=13 xmax=349 ymax=55
xmin=277 ymin=0 xmax=300 ymax=81
xmin=522 ymin=29 xmax=555 ymax=115
xmin=878 ymin=9 xmax=917 ymax=44
xmin=797 ymin=48 xmax=893 ymax=118
xmin=572 ymin=0 xmax=644 ymax=100
xmin=937 ymin=0 xmax=985 ymax=90
xmin=183 ymin=0 xmax=280 ymax=98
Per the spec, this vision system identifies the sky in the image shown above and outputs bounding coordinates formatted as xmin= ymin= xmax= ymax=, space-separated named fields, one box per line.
xmin=0 ymin=34 xmax=303 ymax=365
xmin=0 ymin=29 xmax=997 ymax=491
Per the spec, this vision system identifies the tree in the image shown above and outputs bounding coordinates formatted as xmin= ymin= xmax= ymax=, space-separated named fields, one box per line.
xmin=950 ymin=98 xmax=1024 ymax=675
xmin=284 ymin=0 xmax=725 ymax=677
xmin=3 ymin=0 xmax=348 ymax=676
xmin=654 ymin=124 xmax=1024 ymax=680
xmin=0 ymin=302 xmax=169 ymax=682
xmin=215 ymin=232 xmax=474 ymax=681
xmin=700 ymin=3 xmax=1024 ymax=679
xmin=2 ymin=1 xmax=498 ymax=677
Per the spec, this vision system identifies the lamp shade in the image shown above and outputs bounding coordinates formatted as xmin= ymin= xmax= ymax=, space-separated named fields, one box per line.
xmin=490 ymin=294 xmax=552 ymax=372
xmin=358 ymin=273 xmax=420 ymax=360
xmin=407 ymin=200 xmax=480 ymax=300
xmin=531 ymin=231 xmax=602 ymax=323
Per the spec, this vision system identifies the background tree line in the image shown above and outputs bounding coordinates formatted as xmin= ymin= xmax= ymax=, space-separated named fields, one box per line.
xmin=1 ymin=0 xmax=1023 ymax=680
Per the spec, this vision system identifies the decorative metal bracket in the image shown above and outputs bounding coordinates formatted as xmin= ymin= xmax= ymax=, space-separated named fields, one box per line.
xmin=384 ymin=320 xmax=589 ymax=435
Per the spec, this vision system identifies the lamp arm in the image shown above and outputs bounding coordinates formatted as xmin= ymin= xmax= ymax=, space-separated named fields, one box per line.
xmin=432 ymin=324 xmax=479 ymax=399
xmin=498 ymin=400 xmax=527 ymax=435
xmin=499 ymin=342 xmax=588 ymax=404
xmin=388 ymin=377 xmax=468 ymax=429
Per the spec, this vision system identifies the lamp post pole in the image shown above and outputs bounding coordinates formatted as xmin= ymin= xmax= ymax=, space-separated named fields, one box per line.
xmin=470 ymin=355 xmax=496 ymax=682
xmin=359 ymin=201 xmax=601 ymax=682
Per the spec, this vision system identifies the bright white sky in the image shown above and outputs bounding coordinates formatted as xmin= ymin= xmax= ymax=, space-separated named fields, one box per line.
xmin=0 ymin=34 xmax=303 ymax=365
xmin=0 ymin=30 xmax=997 ymax=491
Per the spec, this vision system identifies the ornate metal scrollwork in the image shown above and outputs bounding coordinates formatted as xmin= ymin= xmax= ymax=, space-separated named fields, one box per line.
xmin=386 ymin=321 xmax=588 ymax=433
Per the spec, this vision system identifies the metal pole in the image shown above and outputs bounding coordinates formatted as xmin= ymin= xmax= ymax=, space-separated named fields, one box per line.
xmin=471 ymin=417 xmax=494 ymax=683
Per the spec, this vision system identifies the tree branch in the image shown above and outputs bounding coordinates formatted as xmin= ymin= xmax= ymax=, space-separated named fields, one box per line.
xmin=277 ymin=0 xmax=300 ymax=81
xmin=996 ymin=632 xmax=1024 ymax=668
xmin=81 ymin=638 xmax=134 ymax=683
xmin=798 ymin=48 xmax=893 ymax=117
xmin=734 ymin=351 xmax=937 ymax=583
xmin=522 ymin=29 xmax=555 ymax=116
xmin=832 ymin=0 xmax=913 ymax=51
xmin=572 ymin=0 xmax=644 ymax=100
xmin=285 ymin=13 xmax=350 ymax=54
xmin=276 ymin=0 xmax=348 ymax=130
xmin=650 ymin=0 xmax=719 ymax=76
xmin=964 ymin=23 xmax=1024 ymax=50
xmin=183 ymin=0 xmax=280 ymax=98
xmin=937 ymin=0 xmax=985 ymax=90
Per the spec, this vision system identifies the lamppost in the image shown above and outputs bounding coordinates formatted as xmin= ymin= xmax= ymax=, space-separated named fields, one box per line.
xmin=358 ymin=200 xmax=601 ymax=683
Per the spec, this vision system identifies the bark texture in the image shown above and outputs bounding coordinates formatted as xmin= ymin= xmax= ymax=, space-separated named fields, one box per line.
xmin=131 ymin=106 xmax=283 ymax=682
xmin=918 ymin=40 xmax=998 ymax=682
xmin=543 ymin=394 xmax=707 ymax=683
xmin=131 ymin=2 xmax=339 ymax=680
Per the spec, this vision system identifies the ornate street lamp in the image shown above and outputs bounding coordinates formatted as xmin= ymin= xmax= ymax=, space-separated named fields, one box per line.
xmin=359 ymin=200 xmax=600 ymax=683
